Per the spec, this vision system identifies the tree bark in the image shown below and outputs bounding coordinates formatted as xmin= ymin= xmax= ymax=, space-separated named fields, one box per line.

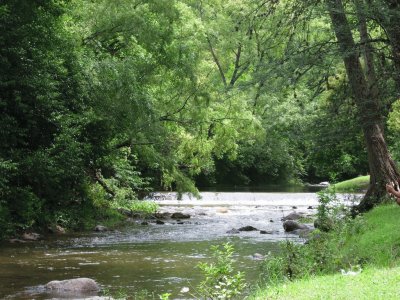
xmin=373 ymin=0 xmax=400 ymax=94
xmin=355 ymin=0 xmax=380 ymax=106
xmin=386 ymin=27 xmax=400 ymax=95
xmin=88 ymin=168 xmax=115 ymax=198
xmin=326 ymin=0 xmax=400 ymax=212
xmin=384 ymin=0 xmax=400 ymax=97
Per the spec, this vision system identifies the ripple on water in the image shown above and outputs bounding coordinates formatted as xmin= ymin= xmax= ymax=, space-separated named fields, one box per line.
xmin=1 ymin=192 xmax=361 ymax=299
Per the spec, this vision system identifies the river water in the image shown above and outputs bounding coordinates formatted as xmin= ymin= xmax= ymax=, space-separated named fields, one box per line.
xmin=0 ymin=190 xmax=356 ymax=299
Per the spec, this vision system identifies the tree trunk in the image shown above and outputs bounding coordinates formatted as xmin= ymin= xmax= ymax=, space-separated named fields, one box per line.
xmin=386 ymin=28 xmax=400 ymax=95
xmin=385 ymin=0 xmax=400 ymax=97
xmin=326 ymin=0 xmax=400 ymax=212
xmin=375 ymin=0 xmax=400 ymax=94
xmin=355 ymin=0 xmax=380 ymax=108
xmin=88 ymin=168 xmax=116 ymax=198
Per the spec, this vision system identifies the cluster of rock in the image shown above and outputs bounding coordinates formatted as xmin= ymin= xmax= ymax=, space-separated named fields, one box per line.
xmin=226 ymin=226 xmax=277 ymax=235
xmin=281 ymin=212 xmax=314 ymax=237
xmin=9 ymin=224 xmax=67 ymax=243
xmin=9 ymin=232 xmax=41 ymax=243
xmin=224 ymin=210 xmax=316 ymax=239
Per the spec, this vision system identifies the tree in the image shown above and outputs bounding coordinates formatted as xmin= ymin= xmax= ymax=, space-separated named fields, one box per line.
xmin=374 ymin=0 xmax=400 ymax=94
xmin=326 ymin=0 xmax=399 ymax=211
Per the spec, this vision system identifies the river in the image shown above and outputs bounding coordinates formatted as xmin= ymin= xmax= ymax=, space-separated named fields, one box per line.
xmin=1 ymin=190 xmax=356 ymax=299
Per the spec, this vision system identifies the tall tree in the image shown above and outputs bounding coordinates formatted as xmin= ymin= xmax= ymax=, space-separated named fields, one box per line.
xmin=378 ymin=0 xmax=400 ymax=94
xmin=326 ymin=0 xmax=399 ymax=211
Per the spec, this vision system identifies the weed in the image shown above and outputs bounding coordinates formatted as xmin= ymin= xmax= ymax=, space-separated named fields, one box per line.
xmin=197 ymin=243 xmax=247 ymax=299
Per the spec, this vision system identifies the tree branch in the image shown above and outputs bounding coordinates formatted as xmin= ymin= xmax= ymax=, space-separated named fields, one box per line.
xmin=115 ymin=140 xmax=156 ymax=149
xmin=92 ymin=169 xmax=115 ymax=197
xmin=206 ymin=35 xmax=227 ymax=87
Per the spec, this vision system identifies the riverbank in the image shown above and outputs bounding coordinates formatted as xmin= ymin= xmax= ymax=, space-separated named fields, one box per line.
xmin=251 ymin=203 xmax=400 ymax=299
xmin=329 ymin=175 xmax=370 ymax=193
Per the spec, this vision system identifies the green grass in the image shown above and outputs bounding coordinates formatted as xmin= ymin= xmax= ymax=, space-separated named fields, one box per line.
xmin=297 ymin=216 xmax=314 ymax=224
xmin=330 ymin=175 xmax=370 ymax=193
xmin=251 ymin=204 xmax=400 ymax=299
xmin=342 ymin=204 xmax=400 ymax=266
xmin=129 ymin=200 xmax=159 ymax=214
xmin=251 ymin=266 xmax=400 ymax=299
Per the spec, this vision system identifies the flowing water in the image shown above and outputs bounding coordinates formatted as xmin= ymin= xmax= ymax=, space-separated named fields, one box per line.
xmin=1 ymin=190 xmax=356 ymax=299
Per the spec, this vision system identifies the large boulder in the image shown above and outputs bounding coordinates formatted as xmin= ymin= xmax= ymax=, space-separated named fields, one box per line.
xmin=283 ymin=220 xmax=308 ymax=232
xmin=281 ymin=212 xmax=303 ymax=221
xmin=45 ymin=278 xmax=100 ymax=292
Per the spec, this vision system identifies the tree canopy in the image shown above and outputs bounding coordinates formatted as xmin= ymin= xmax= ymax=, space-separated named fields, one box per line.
xmin=1 ymin=0 xmax=399 ymax=236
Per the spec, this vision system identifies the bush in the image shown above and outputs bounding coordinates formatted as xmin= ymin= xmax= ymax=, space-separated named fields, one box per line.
xmin=261 ymin=190 xmax=366 ymax=284
xmin=197 ymin=243 xmax=247 ymax=299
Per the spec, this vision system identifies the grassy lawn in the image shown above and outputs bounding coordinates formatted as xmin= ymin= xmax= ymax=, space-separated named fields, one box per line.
xmin=342 ymin=204 xmax=400 ymax=266
xmin=330 ymin=175 xmax=370 ymax=193
xmin=251 ymin=204 xmax=400 ymax=299
xmin=251 ymin=266 xmax=400 ymax=300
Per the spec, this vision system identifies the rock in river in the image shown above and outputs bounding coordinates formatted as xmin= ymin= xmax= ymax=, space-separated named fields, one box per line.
xmin=22 ymin=232 xmax=41 ymax=241
xmin=216 ymin=207 xmax=229 ymax=213
xmin=8 ymin=238 xmax=26 ymax=244
xmin=238 ymin=226 xmax=258 ymax=231
xmin=154 ymin=212 xmax=171 ymax=219
xmin=45 ymin=278 xmax=100 ymax=292
xmin=226 ymin=228 xmax=240 ymax=234
xmin=283 ymin=220 xmax=308 ymax=232
xmin=94 ymin=225 xmax=108 ymax=232
xmin=250 ymin=253 xmax=265 ymax=260
xmin=281 ymin=212 xmax=303 ymax=221
xmin=171 ymin=212 xmax=190 ymax=219
xmin=259 ymin=230 xmax=274 ymax=234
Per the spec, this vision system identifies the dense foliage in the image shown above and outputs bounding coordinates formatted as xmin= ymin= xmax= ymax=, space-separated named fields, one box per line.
xmin=1 ymin=0 xmax=399 ymax=236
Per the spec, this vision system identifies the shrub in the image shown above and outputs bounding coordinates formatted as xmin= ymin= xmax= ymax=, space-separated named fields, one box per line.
xmin=261 ymin=190 xmax=366 ymax=284
xmin=197 ymin=243 xmax=247 ymax=300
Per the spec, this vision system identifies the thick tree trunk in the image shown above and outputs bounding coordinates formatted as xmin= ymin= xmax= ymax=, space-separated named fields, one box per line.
xmin=362 ymin=125 xmax=400 ymax=210
xmin=376 ymin=0 xmax=400 ymax=94
xmin=326 ymin=0 xmax=400 ymax=212
xmin=385 ymin=0 xmax=400 ymax=97
xmin=385 ymin=22 xmax=400 ymax=95
xmin=355 ymin=0 xmax=380 ymax=107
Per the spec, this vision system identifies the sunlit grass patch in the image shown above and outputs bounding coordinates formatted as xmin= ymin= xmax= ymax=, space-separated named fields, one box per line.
xmin=252 ymin=266 xmax=400 ymax=299
xmin=331 ymin=175 xmax=369 ymax=193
